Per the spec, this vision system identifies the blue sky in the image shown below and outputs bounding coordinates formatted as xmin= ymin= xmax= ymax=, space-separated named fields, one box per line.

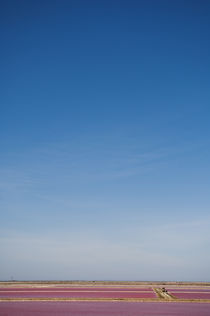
xmin=0 ymin=0 xmax=210 ymax=281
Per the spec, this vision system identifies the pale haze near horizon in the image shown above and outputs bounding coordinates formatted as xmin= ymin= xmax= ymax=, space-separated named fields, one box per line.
xmin=0 ymin=0 xmax=210 ymax=281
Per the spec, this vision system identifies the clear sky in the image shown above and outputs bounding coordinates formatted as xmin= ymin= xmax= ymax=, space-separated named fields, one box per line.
xmin=0 ymin=0 xmax=210 ymax=281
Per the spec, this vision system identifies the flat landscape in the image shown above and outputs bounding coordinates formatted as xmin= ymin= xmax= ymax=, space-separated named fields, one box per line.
xmin=0 ymin=282 xmax=210 ymax=315
xmin=166 ymin=287 xmax=210 ymax=300
xmin=1 ymin=1 xmax=210 ymax=315
xmin=1 ymin=301 xmax=210 ymax=316
xmin=0 ymin=286 xmax=156 ymax=299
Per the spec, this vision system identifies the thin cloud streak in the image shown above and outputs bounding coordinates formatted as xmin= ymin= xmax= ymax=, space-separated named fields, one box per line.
xmin=0 ymin=139 xmax=202 ymax=194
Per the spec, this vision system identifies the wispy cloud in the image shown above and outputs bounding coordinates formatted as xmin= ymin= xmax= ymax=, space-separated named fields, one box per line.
xmin=0 ymin=137 xmax=198 ymax=193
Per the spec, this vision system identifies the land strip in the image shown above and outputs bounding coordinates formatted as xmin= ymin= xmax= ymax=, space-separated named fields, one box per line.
xmin=1 ymin=282 xmax=210 ymax=304
xmin=1 ymin=297 xmax=210 ymax=303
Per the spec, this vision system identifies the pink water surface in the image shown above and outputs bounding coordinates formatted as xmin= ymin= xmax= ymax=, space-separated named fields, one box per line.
xmin=167 ymin=288 xmax=210 ymax=292
xmin=0 ymin=301 xmax=210 ymax=316
xmin=170 ymin=292 xmax=210 ymax=300
xmin=0 ymin=287 xmax=152 ymax=292
xmin=0 ymin=289 xmax=156 ymax=299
